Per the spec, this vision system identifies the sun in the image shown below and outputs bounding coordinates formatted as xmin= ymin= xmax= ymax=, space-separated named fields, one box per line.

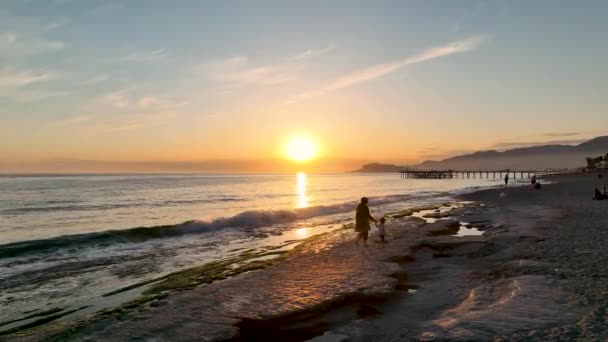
xmin=286 ymin=137 xmax=318 ymax=162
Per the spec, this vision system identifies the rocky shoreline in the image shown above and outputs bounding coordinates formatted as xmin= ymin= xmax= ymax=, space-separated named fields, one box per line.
xmin=6 ymin=172 xmax=608 ymax=341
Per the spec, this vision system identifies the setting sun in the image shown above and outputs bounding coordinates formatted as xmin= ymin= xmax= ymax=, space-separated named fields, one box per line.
xmin=286 ymin=138 xmax=318 ymax=162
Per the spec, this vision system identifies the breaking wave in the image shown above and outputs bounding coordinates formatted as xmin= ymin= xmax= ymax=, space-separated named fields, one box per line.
xmin=1 ymin=197 xmax=246 ymax=215
xmin=0 ymin=193 xmax=426 ymax=259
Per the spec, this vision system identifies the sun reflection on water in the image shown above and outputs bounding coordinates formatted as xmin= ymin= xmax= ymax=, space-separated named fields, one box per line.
xmin=296 ymin=172 xmax=309 ymax=208
xmin=296 ymin=227 xmax=309 ymax=238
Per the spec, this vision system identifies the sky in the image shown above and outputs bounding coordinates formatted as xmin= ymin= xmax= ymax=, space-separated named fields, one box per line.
xmin=1 ymin=0 xmax=607 ymax=173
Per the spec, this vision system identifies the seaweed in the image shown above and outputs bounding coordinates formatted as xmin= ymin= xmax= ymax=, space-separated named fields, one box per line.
xmin=0 ymin=307 xmax=88 ymax=336
xmin=0 ymin=307 xmax=64 ymax=328
xmin=143 ymin=250 xmax=287 ymax=295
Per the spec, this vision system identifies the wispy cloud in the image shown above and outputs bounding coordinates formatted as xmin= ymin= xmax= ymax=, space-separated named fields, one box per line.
xmin=111 ymin=49 xmax=167 ymax=62
xmin=53 ymin=114 xmax=94 ymax=127
xmin=0 ymin=31 xmax=64 ymax=57
xmin=0 ymin=68 xmax=56 ymax=88
xmin=287 ymin=45 xmax=335 ymax=61
xmin=9 ymin=89 xmax=70 ymax=102
xmin=544 ymin=132 xmax=580 ymax=138
xmin=286 ymin=35 xmax=488 ymax=103
xmin=95 ymin=89 xmax=187 ymax=110
xmin=0 ymin=67 xmax=67 ymax=102
xmin=0 ymin=10 xmax=67 ymax=54
xmin=59 ymin=89 xmax=187 ymax=131
xmin=136 ymin=96 xmax=159 ymax=108
xmin=54 ymin=111 xmax=177 ymax=131
xmin=103 ymin=111 xmax=177 ymax=131
xmin=198 ymin=46 xmax=334 ymax=89
xmin=81 ymin=74 xmax=109 ymax=85
xmin=97 ymin=89 xmax=130 ymax=108
xmin=45 ymin=17 xmax=70 ymax=31
xmin=198 ymin=56 xmax=294 ymax=86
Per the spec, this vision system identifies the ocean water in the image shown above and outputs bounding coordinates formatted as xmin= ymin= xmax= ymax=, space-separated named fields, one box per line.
xmin=0 ymin=173 xmax=501 ymax=326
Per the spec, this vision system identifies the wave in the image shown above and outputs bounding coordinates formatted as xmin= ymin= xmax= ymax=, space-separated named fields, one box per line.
xmin=0 ymin=193 xmax=427 ymax=259
xmin=1 ymin=197 xmax=246 ymax=215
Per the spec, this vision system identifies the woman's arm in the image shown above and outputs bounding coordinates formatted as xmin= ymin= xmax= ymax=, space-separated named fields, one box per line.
xmin=367 ymin=207 xmax=377 ymax=222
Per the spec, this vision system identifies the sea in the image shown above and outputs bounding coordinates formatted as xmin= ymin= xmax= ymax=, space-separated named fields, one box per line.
xmin=0 ymin=173 xmax=504 ymax=327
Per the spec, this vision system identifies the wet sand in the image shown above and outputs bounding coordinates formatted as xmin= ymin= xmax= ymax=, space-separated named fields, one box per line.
xmin=6 ymin=172 xmax=608 ymax=341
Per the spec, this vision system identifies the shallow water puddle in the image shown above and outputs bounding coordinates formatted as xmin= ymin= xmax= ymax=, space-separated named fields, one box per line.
xmin=412 ymin=203 xmax=484 ymax=237
xmin=456 ymin=224 xmax=483 ymax=237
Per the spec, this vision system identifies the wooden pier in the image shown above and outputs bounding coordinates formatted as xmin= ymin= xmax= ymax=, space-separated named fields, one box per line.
xmin=400 ymin=169 xmax=544 ymax=179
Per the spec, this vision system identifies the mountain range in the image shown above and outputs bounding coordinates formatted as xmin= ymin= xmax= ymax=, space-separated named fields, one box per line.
xmin=353 ymin=136 xmax=608 ymax=172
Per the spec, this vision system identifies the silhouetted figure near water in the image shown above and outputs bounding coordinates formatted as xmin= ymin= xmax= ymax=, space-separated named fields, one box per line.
xmin=504 ymin=173 xmax=509 ymax=187
xmin=355 ymin=197 xmax=376 ymax=247
xmin=375 ymin=217 xmax=386 ymax=243
xmin=531 ymin=175 xmax=537 ymax=187
xmin=593 ymin=187 xmax=604 ymax=200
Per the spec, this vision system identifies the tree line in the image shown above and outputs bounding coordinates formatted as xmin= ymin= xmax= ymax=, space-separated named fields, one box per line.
xmin=586 ymin=153 xmax=608 ymax=169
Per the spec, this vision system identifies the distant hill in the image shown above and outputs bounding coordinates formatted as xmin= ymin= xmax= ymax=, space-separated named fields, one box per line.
xmin=351 ymin=136 xmax=608 ymax=172
xmin=350 ymin=163 xmax=404 ymax=173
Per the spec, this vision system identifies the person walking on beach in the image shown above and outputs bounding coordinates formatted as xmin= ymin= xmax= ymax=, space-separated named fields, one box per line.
xmin=531 ymin=174 xmax=537 ymax=187
xmin=355 ymin=197 xmax=376 ymax=247
xmin=504 ymin=173 xmax=509 ymax=187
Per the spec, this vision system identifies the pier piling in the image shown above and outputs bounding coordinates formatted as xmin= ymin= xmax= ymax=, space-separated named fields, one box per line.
xmin=400 ymin=169 xmax=545 ymax=180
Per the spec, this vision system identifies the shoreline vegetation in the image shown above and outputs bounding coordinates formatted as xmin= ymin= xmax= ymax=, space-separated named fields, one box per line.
xmin=6 ymin=171 xmax=608 ymax=340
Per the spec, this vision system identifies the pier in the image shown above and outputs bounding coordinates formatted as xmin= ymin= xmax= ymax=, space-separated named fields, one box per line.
xmin=400 ymin=169 xmax=552 ymax=179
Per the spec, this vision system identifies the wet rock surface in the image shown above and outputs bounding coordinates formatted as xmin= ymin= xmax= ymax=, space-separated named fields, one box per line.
xmin=10 ymin=207 xmax=485 ymax=341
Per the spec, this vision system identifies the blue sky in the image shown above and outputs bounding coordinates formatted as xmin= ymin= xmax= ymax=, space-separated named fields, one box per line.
xmin=1 ymin=1 xmax=607 ymax=172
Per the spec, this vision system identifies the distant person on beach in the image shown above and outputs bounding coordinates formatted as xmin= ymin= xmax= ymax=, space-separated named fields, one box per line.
xmin=504 ymin=173 xmax=509 ymax=187
xmin=593 ymin=187 xmax=604 ymax=200
xmin=531 ymin=175 xmax=537 ymax=187
xmin=355 ymin=197 xmax=377 ymax=247
xmin=375 ymin=217 xmax=386 ymax=243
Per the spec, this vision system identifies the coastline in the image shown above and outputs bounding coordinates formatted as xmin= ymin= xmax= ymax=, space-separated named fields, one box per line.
xmin=0 ymin=175 xmax=497 ymax=334
xmin=5 ymin=172 xmax=608 ymax=341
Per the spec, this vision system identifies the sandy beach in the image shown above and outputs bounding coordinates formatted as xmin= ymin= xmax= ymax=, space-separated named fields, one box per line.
xmin=4 ymin=172 xmax=608 ymax=341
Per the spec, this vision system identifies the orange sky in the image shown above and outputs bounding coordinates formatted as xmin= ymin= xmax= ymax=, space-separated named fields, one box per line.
xmin=2 ymin=2 xmax=608 ymax=173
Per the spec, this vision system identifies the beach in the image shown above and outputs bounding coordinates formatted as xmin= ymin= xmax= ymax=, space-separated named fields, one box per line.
xmin=4 ymin=172 xmax=608 ymax=341
xmin=0 ymin=174 xmax=495 ymax=337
